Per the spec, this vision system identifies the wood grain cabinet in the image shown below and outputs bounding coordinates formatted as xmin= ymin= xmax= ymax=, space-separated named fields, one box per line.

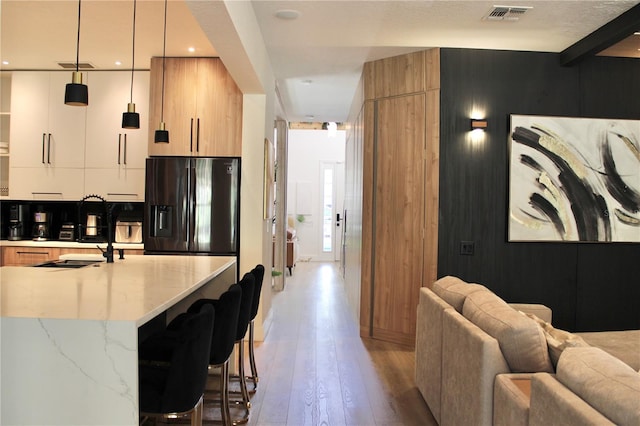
xmin=147 ymin=57 xmax=243 ymax=157
xmin=2 ymin=246 xmax=60 ymax=266
xmin=348 ymin=49 xmax=440 ymax=347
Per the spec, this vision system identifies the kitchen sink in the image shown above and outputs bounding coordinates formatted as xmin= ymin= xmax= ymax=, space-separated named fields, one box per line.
xmin=33 ymin=260 xmax=103 ymax=268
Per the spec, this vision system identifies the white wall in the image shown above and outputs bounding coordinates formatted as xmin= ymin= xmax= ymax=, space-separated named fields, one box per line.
xmin=287 ymin=129 xmax=345 ymax=260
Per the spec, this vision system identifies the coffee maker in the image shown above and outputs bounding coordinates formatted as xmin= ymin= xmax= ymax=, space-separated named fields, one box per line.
xmin=32 ymin=211 xmax=51 ymax=241
xmin=8 ymin=204 xmax=28 ymax=241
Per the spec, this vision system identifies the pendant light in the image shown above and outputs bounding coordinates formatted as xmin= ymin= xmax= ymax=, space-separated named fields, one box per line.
xmin=154 ymin=0 xmax=169 ymax=143
xmin=65 ymin=0 xmax=88 ymax=106
xmin=122 ymin=0 xmax=140 ymax=129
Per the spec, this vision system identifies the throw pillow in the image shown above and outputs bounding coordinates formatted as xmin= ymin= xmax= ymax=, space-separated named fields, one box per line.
xmin=519 ymin=312 xmax=590 ymax=368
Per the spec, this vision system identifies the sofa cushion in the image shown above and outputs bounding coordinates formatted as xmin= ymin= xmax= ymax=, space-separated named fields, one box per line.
xmin=463 ymin=291 xmax=553 ymax=373
xmin=432 ymin=276 xmax=487 ymax=312
xmin=557 ymin=347 xmax=640 ymax=426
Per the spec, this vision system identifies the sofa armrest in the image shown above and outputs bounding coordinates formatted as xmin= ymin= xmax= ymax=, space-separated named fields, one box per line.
xmin=508 ymin=303 xmax=552 ymax=323
xmin=415 ymin=288 xmax=452 ymax=423
xmin=494 ymin=373 xmax=532 ymax=426
xmin=529 ymin=373 xmax=614 ymax=426
xmin=441 ymin=308 xmax=510 ymax=426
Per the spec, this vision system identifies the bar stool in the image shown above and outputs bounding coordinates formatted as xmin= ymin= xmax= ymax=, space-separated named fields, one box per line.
xmin=228 ymin=272 xmax=256 ymax=423
xmin=246 ymin=264 xmax=265 ymax=392
xmin=138 ymin=304 xmax=215 ymax=426
xmin=188 ymin=281 xmax=245 ymax=426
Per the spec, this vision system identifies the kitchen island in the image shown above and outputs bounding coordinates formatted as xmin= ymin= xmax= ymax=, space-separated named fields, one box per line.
xmin=1 ymin=255 xmax=236 ymax=425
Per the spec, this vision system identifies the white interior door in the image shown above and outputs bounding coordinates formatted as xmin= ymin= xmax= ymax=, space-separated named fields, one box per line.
xmin=317 ymin=161 xmax=344 ymax=262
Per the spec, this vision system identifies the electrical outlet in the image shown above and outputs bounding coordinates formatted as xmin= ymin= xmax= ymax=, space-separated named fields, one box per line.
xmin=460 ymin=241 xmax=475 ymax=255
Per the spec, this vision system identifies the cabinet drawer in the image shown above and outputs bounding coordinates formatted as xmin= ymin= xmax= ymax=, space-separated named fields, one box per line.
xmin=2 ymin=246 xmax=60 ymax=266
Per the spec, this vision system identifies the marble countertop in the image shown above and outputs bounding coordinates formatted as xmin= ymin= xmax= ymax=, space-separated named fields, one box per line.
xmin=0 ymin=255 xmax=235 ymax=325
xmin=0 ymin=240 xmax=144 ymax=250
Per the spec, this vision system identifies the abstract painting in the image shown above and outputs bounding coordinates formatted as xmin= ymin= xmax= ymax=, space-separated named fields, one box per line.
xmin=508 ymin=115 xmax=640 ymax=242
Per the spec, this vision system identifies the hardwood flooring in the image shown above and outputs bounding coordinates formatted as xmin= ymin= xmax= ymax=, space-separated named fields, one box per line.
xmin=243 ymin=261 xmax=436 ymax=426
xmin=147 ymin=261 xmax=436 ymax=426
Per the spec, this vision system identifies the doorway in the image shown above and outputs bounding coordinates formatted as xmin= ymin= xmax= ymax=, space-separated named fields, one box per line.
xmin=317 ymin=161 xmax=344 ymax=262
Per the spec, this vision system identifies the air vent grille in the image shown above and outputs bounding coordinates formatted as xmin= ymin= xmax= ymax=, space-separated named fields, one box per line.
xmin=484 ymin=5 xmax=532 ymax=21
xmin=58 ymin=62 xmax=95 ymax=69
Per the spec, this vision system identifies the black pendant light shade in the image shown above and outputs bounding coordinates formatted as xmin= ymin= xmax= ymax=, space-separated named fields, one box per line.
xmin=154 ymin=0 xmax=169 ymax=143
xmin=65 ymin=72 xmax=88 ymax=106
xmin=122 ymin=103 xmax=140 ymax=129
xmin=122 ymin=0 xmax=140 ymax=129
xmin=154 ymin=122 xmax=169 ymax=143
xmin=65 ymin=0 xmax=88 ymax=106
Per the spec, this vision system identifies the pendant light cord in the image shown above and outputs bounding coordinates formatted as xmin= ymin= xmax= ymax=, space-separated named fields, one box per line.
xmin=160 ymin=0 xmax=167 ymax=122
xmin=129 ymin=0 xmax=137 ymax=103
xmin=75 ymin=0 xmax=82 ymax=73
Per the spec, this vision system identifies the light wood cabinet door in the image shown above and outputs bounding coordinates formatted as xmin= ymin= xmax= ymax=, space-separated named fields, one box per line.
xmin=147 ymin=57 xmax=242 ymax=157
xmin=370 ymin=93 xmax=426 ymax=346
xmin=2 ymin=246 xmax=60 ymax=266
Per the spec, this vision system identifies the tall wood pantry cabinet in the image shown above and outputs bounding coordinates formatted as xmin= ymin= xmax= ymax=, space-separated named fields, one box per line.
xmin=147 ymin=57 xmax=243 ymax=157
xmin=350 ymin=50 xmax=440 ymax=347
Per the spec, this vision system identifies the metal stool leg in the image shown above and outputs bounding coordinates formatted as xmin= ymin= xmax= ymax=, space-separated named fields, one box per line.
xmin=247 ymin=320 xmax=259 ymax=392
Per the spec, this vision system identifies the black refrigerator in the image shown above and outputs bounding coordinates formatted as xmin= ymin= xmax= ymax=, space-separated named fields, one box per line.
xmin=144 ymin=157 xmax=240 ymax=255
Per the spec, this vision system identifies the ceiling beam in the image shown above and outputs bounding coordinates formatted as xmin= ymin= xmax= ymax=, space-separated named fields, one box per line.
xmin=560 ymin=3 xmax=640 ymax=66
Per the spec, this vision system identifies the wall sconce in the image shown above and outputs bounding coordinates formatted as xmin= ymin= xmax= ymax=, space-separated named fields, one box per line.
xmin=154 ymin=0 xmax=169 ymax=143
xmin=470 ymin=119 xmax=488 ymax=131
xmin=64 ymin=0 xmax=88 ymax=106
xmin=122 ymin=0 xmax=140 ymax=129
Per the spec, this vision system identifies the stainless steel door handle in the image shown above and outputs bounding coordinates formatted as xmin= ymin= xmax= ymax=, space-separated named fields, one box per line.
xmin=123 ymin=134 xmax=127 ymax=165
xmin=118 ymin=134 xmax=122 ymax=164
xmin=42 ymin=133 xmax=46 ymax=164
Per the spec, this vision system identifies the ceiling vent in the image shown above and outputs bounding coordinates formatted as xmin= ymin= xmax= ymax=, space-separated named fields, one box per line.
xmin=484 ymin=5 xmax=532 ymax=21
xmin=57 ymin=62 xmax=95 ymax=69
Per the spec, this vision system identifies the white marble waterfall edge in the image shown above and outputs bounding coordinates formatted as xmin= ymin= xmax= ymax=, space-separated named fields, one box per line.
xmin=2 ymin=317 xmax=138 ymax=425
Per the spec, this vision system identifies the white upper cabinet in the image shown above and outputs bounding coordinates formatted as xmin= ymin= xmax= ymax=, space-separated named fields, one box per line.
xmin=84 ymin=71 xmax=149 ymax=169
xmin=10 ymin=72 xmax=87 ymax=169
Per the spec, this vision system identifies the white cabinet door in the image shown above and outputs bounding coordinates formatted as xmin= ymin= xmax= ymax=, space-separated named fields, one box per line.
xmin=84 ymin=168 xmax=145 ymax=202
xmin=9 ymin=167 xmax=85 ymax=200
xmin=84 ymin=71 xmax=148 ymax=200
xmin=10 ymin=72 xmax=86 ymax=169
xmin=84 ymin=71 xmax=149 ymax=170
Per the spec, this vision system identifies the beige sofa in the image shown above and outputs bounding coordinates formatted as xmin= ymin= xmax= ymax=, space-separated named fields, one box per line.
xmin=416 ymin=276 xmax=640 ymax=426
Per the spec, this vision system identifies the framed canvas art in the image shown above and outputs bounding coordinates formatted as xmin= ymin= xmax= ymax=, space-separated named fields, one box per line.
xmin=508 ymin=115 xmax=640 ymax=242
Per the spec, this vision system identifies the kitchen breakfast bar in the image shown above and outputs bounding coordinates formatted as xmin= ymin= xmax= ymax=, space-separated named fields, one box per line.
xmin=0 ymin=255 xmax=236 ymax=425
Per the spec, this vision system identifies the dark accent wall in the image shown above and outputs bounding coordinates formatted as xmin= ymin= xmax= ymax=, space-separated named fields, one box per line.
xmin=438 ymin=48 xmax=640 ymax=332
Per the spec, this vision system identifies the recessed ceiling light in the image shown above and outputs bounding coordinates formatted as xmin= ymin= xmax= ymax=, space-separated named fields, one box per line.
xmin=188 ymin=47 xmax=195 ymax=53
xmin=115 ymin=61 xmax=122 ymax=66
xmin=275 ymin=9 xmax=301 ymax=20
xmin=2 ymin=61 xmax=9 ymax=65
xmin=305 ymin=115 xmax=315 ymax=120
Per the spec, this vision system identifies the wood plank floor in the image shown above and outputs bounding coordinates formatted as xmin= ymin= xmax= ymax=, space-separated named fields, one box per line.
xmin=243 ymin=261 xmax=436 ymax=426
xmin=147 ymin=261 xmax=436 ymax=426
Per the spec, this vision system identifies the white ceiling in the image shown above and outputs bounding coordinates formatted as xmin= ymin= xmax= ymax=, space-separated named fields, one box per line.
xmin=2 ymin=0 xmax=639 ymax=123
